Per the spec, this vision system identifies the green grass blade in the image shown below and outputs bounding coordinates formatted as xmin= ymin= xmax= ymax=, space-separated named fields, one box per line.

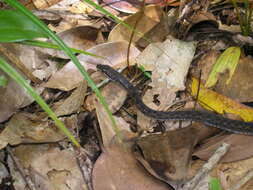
xmin=209 ymin=178 xmax=223 ymax=190
xmin=0 ymin=57 xmax=80 ymax=147
xmin=19 ymin=40 xmax=104 ymax=58
xmin=4 ymin=0 xmax=120 ymax=143
xmin=0 ymin=75 xmax=8 ymax=87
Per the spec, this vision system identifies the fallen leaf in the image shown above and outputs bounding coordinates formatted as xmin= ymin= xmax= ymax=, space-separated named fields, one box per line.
xmin=44 ymin=41 xmax=140 ymax=91
xmin=95 ymin=94 xmax=130 ymax=147
xmin=205 ymin=46 xmax=241 ymax=88
xmin=191 ymin=77 xmax=253 ymax=122
xmin=103 ymin=0 xmax=139 ymax=14
xmin=108 ymin=5 xmax=163 ymax=42
xmin=0 ymin=112 xmax=66 ymax=149
xmin=92 ymin=131 xmax=171 ymax=190
xmin=42 ymin=26 xmax=105 ymax=59
xmin=86 ymin=81 xmax=127 ymax=112
xmin=194 ymin=133 xmax=253 ymax=162
xmin=0 ymin=71 xmax=43 ymax=122
xmin=53 ymin=81 xmax=87 ymax=116
xmin=195 ymin=51 xmax=253 ymax=102
xmin=136 ymin=36 xmax=196 ymax=130
xmin=9 ymin=145 xmax=86 ymax=190
xmin=137 ymin=126 xmax=198 ymax=183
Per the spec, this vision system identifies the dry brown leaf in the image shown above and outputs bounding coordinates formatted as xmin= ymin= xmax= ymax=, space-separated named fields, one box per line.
xmin=0 ymin=72 xmax=40 ymax=122
xmin=86 ymin=81 xmax=127 ymax=112
xmin=108 ymin=5 xmax=163 ymax=42
xmin=194 ymin=134 xmax=253 ymax=163
xmin=95 ymin=96 xmax=130 ymax=147
xmin=92 ymin=131 xmax=171 ymax=190
xmin=44 ymin=41 xmax=140 ymax=91
xmin=196 ymin=52 xmax=253 ymax=102
xmin=137 ymin=126 xmax=198 ymax=183
xmin=53 ymin=81 xmax=87 ymax=116
xmin=9 ymin=145 xmax=86 ymax=190
xmin=0 ymin=112 xmax=66 ymax=149
xmin=214 ymin=56 xmax=253 ymax=102
xmin=43 ymin=26 xmax=105 ymax=59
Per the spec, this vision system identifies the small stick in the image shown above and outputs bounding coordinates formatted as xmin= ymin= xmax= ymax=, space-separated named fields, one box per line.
xmin=180 ymin=143 xmax=230 ymax=190
xmin=230 ymin=169 xmax=253 ymax=190
xmin=6 ymin=145 xmax=37 ymax=190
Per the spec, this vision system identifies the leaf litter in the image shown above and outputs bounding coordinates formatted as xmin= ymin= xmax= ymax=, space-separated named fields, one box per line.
xmin=2 ymin=0 xmax=253 ymax=190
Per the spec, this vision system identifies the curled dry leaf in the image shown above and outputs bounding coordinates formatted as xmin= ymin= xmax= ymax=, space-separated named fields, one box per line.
xmin=137 ymin=126 xmax=198 ymax=184
xmin=86 ymin=81 xmax=127 ymax=113
xmin=92 ymin=131 xmax=171 ymax=190
xmin=8 ymin=145 xmax=86 ymax=190
xmin=108 ymin=5 xmax=163 ymax=42
xmin=94 ymin=88 xmax=170 ymax=189
xmin=103 ymin=0 xmax=139 ymax=14
xmin=44 ymin=41 xmax=140 ymax=91
xmin=43 ymin=26 xmax=105 ymax=59
xmin=0 ymin=71 xmax=43 ymax=123
xmin=95 ymin=95 xmax=130 ymax=147
xmin=53 ymin=81 xmax=87 ymax=116
xmin=214 ymin=56 xmax=253 ymax=102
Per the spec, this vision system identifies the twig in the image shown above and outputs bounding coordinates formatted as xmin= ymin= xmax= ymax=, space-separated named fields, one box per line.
xmin=230 ymin=169 xmax=253 ymax=190
xmin=180 ymin=143 xmax=230 ymax=190
xmin=6 ymin=145 xmax=37 ymax=190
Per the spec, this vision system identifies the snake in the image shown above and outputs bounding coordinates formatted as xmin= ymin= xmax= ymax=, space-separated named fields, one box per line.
xmin=97 ymin=64 xmax=253 ymax=135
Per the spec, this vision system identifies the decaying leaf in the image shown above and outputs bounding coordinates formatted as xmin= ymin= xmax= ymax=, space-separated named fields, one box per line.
xmin=136 ymin=36 xmax=196 ymax=130
xmin=0 ymin=112 xmax=67 ymax=149
xmin=9 ymin=145 xmax=86 ymax=190
xmin=195 ymin=51 xmax=253 ymax=102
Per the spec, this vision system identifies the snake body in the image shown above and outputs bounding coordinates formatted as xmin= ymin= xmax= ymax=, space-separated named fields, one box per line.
xmin=97 ymin=64 xmax=253 ymax=135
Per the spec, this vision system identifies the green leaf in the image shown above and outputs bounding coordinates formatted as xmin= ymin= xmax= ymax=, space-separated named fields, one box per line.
xmin=0 ymin=10 xmax=47 ymax=42
xmin=0 ymin=75 xmax=8 ymax=87
xmin=209 ymin=178 xmax=223 ymax=190
xmin=205 ymin=47 xmax=241 ymax=88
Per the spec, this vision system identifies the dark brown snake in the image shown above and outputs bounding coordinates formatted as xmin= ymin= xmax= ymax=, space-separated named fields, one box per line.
xmin=97 ymin=64 xmax=253 ymax=135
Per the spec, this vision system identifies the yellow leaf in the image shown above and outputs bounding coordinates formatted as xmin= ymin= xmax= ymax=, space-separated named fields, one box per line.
xmin=192 ymin=77 xmax=253 ymax=122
